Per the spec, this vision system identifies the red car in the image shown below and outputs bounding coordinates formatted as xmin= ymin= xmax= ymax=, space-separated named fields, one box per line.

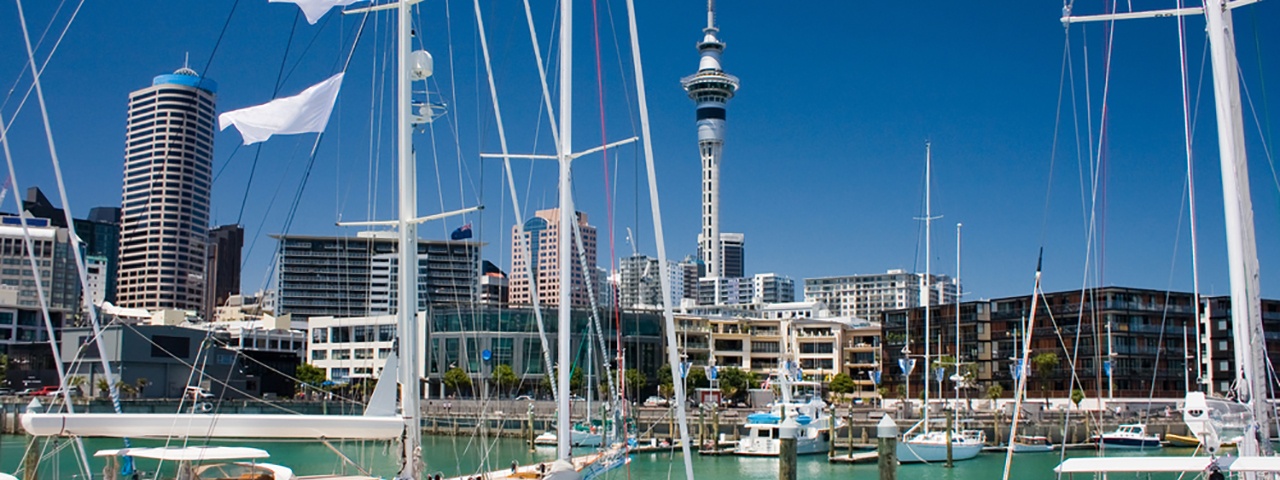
xmin=32 ymin=386 xmax=60 ymax=396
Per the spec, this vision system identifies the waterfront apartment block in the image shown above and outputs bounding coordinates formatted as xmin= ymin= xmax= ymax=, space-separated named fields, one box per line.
xmin=273 ymin=232 xmax=478 ymax=318
xmin=617 ymin=254 xmax=685 ymax=309
xmin=804 ymin=269 xmax=957 ymax=319
xmin=509 ymin=209 xmax=597 ymax=308
xmin=876 ymin=287 xmax=1268 ymax=402
xmin=117 ymin=67 xmax=216 ymax=316
xmin=1199 ymin=296 xmax=1280 ymax=396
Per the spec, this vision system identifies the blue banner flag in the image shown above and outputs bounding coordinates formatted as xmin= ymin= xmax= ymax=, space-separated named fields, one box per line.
xmin=898 ymin=358 xmax=917 ymax=376
xmin=869 ymin=371 xmax=882 ymax=386
xmin=450 ymin=223 xmax=473 ymax=240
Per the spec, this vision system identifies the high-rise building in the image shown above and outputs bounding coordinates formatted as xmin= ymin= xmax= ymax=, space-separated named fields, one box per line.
xmin=804 ymin=269 xmax=957 ymax=319
xmin=116 ymin=67 xmax=217 ymax=314
xmin=274 ymin=232 xmax=478 ymax=318
xmin=74 ymin=207 xmax=122 ymax=304
xmin=205 ymin=224 xmax=243 ymax=317
xmin=752 ymin=273 xmax=795 ymax=304
xmin=0 ymin=216 xmax=80 ymax=314
xmin=682 ymin=1 xmax=739 ymax=279
xmin=20 ymin=187 xmax=121 ymax=306
xmin=508 ymin=209 xmax=596 ymax=308
xmin=617 ymin=254 xmax=684 ymax=309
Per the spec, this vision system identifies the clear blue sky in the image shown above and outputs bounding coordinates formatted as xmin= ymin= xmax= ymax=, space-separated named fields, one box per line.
xmin=1 ymin=1 xmax=1278 ymax=302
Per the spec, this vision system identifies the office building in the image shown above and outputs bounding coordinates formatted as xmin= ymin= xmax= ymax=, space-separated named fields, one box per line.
xmin=274 ymin=232 xmax=478 ymax=318
xmin=116 ymin=67 xmax=217 ymax=315
xmin=508 ymin=209 xmax=597 ymax=308
xmin=0 ymin=216 xmax=79 ymax=313
xmin=205 ymin=224 xmax=243 ymax=317
xmin=617 ymin=254 xmax=685 ymax=309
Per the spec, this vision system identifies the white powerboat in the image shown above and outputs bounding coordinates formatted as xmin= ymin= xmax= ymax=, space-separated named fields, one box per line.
xmin=735 ymin=388 xmax=843 ymax=456
xmin=1090 ymin=424 xmax=1162 ymax=450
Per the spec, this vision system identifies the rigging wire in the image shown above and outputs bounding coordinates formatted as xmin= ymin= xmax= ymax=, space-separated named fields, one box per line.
xmin=0 ymin=0 xmax=83 ymax=137
xmin=238 ymin=10 xmax=304 ymax=225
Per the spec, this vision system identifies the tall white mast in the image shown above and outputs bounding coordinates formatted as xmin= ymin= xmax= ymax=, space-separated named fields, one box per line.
xmin=1203 ymin=0 xmax=1269 ymax=456
xmin=556 ymin=0 xmax=575 ymax=461
xmin=915 ymin=141 xmax=941 ymax=432
xmin=955 ymin=222 xmax=962 ymax=409
xmin=395 ymin=0 xmax=421 ymax=476
xmin=1062 ymin=0 xmax=1270 ymax=457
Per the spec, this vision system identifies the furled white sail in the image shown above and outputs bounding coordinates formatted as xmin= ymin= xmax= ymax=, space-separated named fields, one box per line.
xmin=218 ymin=72 xmax=345 ymax=145
xmin=21 ymin=413 xmax=402 ymax=440
xmin=269 ymin=0 xmax=364 ymax=25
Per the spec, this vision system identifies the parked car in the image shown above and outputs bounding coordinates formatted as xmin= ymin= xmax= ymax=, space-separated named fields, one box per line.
xmin=514 ymin=395 xmax=534 ymax=401
xmin=643 ymin=396 xmax=668 ymax=407
xmin=33 ymin=386 xmax=60 ymax=396
xmin=0 ymin=388 xmax=13 ymax=396
xmin=16 ymin=388 xmax=38 ymax=396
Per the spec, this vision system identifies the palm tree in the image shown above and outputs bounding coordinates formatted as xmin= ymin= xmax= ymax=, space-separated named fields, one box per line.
xmin=134 ymin=378 xmax=151 ymax=398
xmin=66 ymin=375 xmax=87 ymax=398
xmin=95 ymin=378 xmax=110 ymax=398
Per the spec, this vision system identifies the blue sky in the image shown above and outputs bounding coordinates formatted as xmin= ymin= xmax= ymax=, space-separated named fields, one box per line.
xmin=1 ymin=1 xmax=1278 ymax=302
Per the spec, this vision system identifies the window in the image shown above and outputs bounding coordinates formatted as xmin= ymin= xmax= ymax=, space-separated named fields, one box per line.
xmin=353 ymin=326 xmax=370 ymax=342
xmin=354 ymin=348 xmax=373 ymax=360
xmin=333 ymin=349 xmax=352 ymax=360
xmin=151 ymin=335 xmax=191 ymax=359
xmin=378 ymin=324 xmax=395 ymax=342
xmin=378 ymin=348 xmax=391 ymax=359
xmin=311 ymin=350 xmax=327 ymax=360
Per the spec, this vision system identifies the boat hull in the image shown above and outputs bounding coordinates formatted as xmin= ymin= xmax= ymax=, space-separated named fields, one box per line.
xmin=1098 ymin=437 xmax=1163 ymax=449
xmin=896 ymin=441 xmax=984 ymax=463
xmin=734 ymin=435 xmax=829 ymax=456
xmin=534 ymin=429 xmax=603 ymax=447
xmin=1010 ymin=443 xmax=1054 ymax=453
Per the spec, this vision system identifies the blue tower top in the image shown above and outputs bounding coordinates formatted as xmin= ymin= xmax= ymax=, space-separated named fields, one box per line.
xmin=153 ymin=66 xmax=217 ymax=94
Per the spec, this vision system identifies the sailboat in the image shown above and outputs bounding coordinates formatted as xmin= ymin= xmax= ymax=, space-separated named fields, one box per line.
xmin=1053 ymin=0 xmax=1280 ymax=476
xmin=896 ymin=142 xmax=984 ymax=464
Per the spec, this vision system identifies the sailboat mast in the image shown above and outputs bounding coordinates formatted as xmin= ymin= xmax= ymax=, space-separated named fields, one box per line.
xmin=955 ymin=222 xmax=961 ymax=408
xmin=1203 ymin=0 xmax=1270 ymax=456
xmin=396 ymin=0 xmax=422 ymax=477
xmin=922 ymin=141 xmax=933 ymax=431
xmin=556 ymin=0 xmax=575 ymax=462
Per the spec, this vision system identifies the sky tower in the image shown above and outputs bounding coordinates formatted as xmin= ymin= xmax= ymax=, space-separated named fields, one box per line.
xmin=682 ymin=0 xmax=739 ymax=279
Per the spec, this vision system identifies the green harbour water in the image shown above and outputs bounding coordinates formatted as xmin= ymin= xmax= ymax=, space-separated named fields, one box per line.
xmin=0 ymin=434 xmax=1203 ymax=479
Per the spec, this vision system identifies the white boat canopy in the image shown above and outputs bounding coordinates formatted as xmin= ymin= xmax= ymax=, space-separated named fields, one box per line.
xmin=94 ymin=446 xmax=270 ymax=461
xmin=25 ymin=413 xmax=403 ymax=440
xmin=1054 ymin=455 xmax=1280 ymax=474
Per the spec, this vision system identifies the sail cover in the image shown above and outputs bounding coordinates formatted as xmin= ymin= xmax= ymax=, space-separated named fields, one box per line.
xmin=270 ymin=0 xmax=364 ymax=25
xmin=22 ymin=412 xmax=402 ymax=440
xmin=218 ymin=73 xmax=345 ymax=145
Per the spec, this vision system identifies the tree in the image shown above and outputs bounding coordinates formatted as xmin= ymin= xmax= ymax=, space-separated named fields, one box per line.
xmin=829 ymin=373 xmax=856 ymax=405
xmin=986 ymin=383 xmax=1004 ymax=410
xmin=658 ymin=383 xmax=675 ymax=401
xmin=1071 ymin=388 xmax=1085 ymax=409
xmin=134 ymin=378 xmax=151 ymax=398
xmin=624 ymin=369 xmax=647 ymax=397
xmin=491 ymin=364 xmax=518 ymax=397
xmin=718 ymin=367 xmax=754 ymax=402
xmin=66 ymin=375 xmax=87 ymax=398
xmin=876 ymin=386 xmax=890 ymax=408
xmin=295 ymin=363 xmax=327 ymax=393
xmin=657 ymin=364 xmax=673 ymax=388
xmin=685 ymin=366 xmax=709 ymax=391
xmin=1031 ymin=352 xmax=1060 ymax=399
xmin=95 ymin=378 xmax=110 ymax=398
xmin=443 ymin=367 xmax=472 ymax=397
xmin=569 ymin=367 xmax=584 ymax=394
xmin=0 ymin=354 xmax=7 ymax=385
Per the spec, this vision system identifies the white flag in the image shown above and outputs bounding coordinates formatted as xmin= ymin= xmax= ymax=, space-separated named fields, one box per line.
xmin=270 ymin=0 xmax=364 ymax=25
xmin=219 ymin=73 xmax=345 ymax=145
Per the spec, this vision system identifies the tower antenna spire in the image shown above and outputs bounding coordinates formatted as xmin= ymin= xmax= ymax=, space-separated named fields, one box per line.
xmin=706 ymin=0 xmax=716 ymax=32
